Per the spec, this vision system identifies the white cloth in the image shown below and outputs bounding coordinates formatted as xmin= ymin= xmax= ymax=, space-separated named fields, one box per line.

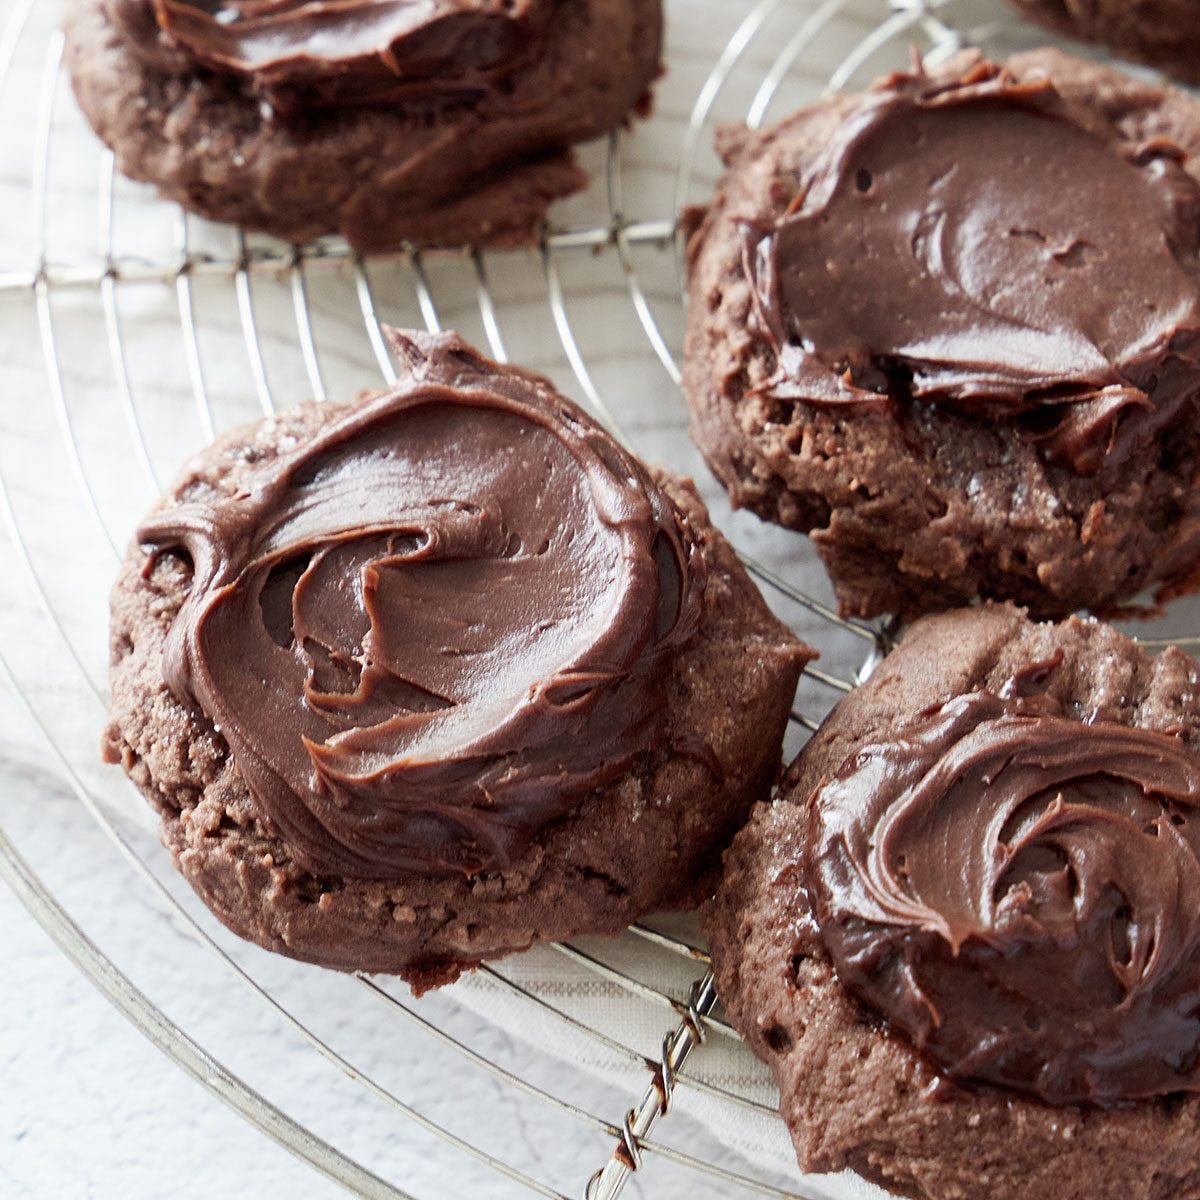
xmin=2 ymin=1 xmax=1199 ymax=1197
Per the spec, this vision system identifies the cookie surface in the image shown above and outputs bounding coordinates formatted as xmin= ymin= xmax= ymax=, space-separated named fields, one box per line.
xmin=104 ymin=330 xmax=809 ymax=991
xmin=683 ymin=49 xmax=1200 ymax=621
xmin=64 ymin=0 xmax=661 ymax=251
xmin=1009 ymin=0 xmax=1200 ymax=84
xmin=704 ymin=604 xmax=1200 ymax=1200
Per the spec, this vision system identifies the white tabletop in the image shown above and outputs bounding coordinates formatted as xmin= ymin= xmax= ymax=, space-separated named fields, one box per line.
xmin=4 ymin=2 xmax=1196 ymax=1198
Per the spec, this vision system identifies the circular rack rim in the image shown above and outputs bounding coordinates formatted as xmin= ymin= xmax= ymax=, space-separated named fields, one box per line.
xmin=1 ymin=2 xmax=1191 ymax=1199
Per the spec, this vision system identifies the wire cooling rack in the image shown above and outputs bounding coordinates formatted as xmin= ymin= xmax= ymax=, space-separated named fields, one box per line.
xmin=3 ymin=1 xmax=1200 ymax=1198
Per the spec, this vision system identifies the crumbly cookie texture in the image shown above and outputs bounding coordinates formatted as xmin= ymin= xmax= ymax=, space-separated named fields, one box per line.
xmin=1010 ymin=0 xmax=1200 ymax=84
xmin=683 ymin=49 xmax=1200 ymax=620
xmin=105 ymin=383 xmax=809 ymax=992
xmin=64 ymin=0 xmax=662 ymax=250
xmin=703 ymin=604 xmax=1200 ymax=1200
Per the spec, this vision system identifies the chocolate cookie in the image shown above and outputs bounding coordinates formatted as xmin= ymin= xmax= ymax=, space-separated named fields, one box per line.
xmin=683 ymin=49 xmax=1200 ymax=621
xmin=1009 ymin=0 xmax=1200 ymax=84
xmin=64 ymin=0 xmax=661 ymax=251
xmin=103 ymin=329 xmax=810 ymax=991
xmin=704 ymin=604 xmax=1200 ymax=1200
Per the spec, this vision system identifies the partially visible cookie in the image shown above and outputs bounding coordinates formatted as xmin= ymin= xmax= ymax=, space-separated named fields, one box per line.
xmin=64 ymin=0 xmax=662 ymax=251
xmin=103 ymin=328 xmax=810 ymax=992
xmin=683 ymin=49 xmax=1200 ymax=621
xmin=1009 ymin=0 xmax=1200 ymax=84
xmin=704 ymin=604 xmax=1200 ymax=1200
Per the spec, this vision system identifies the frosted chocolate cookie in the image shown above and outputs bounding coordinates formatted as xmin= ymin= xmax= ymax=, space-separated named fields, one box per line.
xmin=1009 ymin=0 xmax=1200 ymax=84
xmin=704 ymin=604 xmax=1200 ymax=1200
xmin=103 ymin=329 xmax=810 ymax=991
xmin=64 ymin=0 xmax=662 ymax=251
xmin=683 ymin=50 xmax=1200 ymax=620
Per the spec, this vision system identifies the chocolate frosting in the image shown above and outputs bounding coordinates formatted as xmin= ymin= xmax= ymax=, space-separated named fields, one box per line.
xmin=143 ymin=1 xmax=555 ymax=110
xmin=805 ymin=656 xmax=1200 ymax=1106
xmin=745 ymin=58 xmax=1200 ymax=474
xmin=139 ymin=330 xmax=706 ymax=881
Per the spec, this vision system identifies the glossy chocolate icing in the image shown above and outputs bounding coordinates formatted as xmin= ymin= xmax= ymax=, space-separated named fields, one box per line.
xmin=144 ymin=1 xmax=555 ymax=110
xmin=139 ymin=330 xmax=706 ymax=881
xmin=745 ymin=58 xmax=1200 ymax=474
xmin=805 ymin=654 xmax=1200 ymax=1106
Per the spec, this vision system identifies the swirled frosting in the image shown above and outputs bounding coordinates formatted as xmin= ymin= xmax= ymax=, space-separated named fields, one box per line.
xmin=806 ymin=656 xmax=1200 ymax=1106
xmin=745 ymin=57 xmax=1200 ymax=475
xmin=144 ymin=1 xmax=554 ymax=110
xmin=140 ymin=330 xmax=706 ymax=880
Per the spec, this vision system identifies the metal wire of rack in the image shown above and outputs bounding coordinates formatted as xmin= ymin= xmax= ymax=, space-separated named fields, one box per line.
xmin=2 ymin=2 xmax=1198 ymax=1199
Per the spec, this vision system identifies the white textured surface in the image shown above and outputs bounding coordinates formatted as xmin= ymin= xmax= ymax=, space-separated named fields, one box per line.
xmin=1 ymin=761 xmax=347 ymax=1200
xmin=0 ymin=1 xmax=865 ymax=1195
xmin=3 ymin=1 xmax=1198 ymax=1198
